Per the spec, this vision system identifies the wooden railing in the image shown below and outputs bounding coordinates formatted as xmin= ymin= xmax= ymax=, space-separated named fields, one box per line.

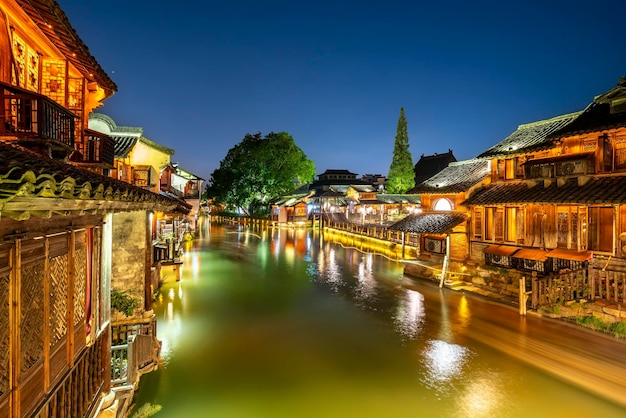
xmin=0 ymin=81 xmax=75 ymax=147
xmin=531 ymin=267 xmax=591 ymax=310
xmin=111 ymin=317 xmax=159 ymax=387
xmin=592 ymin=269 xmax=626 ymax=304
xmin=31 ymin=331 xmax=106 ymax=418
xmin=80 ymin=129 xmax=115 ymax=166
xmin=325 ymin=219 xmax=419 ymax=247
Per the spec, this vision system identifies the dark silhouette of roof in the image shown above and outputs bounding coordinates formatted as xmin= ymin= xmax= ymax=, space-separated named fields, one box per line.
xmin=547 ymin=77 xmax=626 ymax=138
xmin=414 ymin=150 xmax=457 ymax=185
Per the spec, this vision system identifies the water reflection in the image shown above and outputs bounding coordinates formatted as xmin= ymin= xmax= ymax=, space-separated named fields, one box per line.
xmin=132 ymin=223 xmax=626 ymax=418
xmin=394 ymin=289 xmax=425 ymax=341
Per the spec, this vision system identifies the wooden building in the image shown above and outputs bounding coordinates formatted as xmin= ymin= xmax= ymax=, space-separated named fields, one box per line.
xmin=464 ymin=79 xmax=626 ymax=278
xmin=0 ymin=142 xmax=180 ymax=417
xmin=394 ymin=159 xmax=490 ymax=262
xmin=0 ymin=1 xmax=187 ymax=416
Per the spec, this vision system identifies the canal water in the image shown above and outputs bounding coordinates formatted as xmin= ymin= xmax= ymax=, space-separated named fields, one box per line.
xmin=131 ymin=220 xmax=626 ymax=418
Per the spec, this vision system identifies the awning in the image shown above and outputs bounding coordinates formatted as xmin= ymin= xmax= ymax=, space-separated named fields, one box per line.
xmin=512 ymin=248 xmax=550 ymax=262
xmin=547 ymin=248 xmax=592 ymax=262
xmin=388 ymin=212 xmax=467 ymax=234
xmin=484 ymin=245 xmax=520 ymax=257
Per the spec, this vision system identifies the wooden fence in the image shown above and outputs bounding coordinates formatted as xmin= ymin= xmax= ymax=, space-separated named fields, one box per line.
xmin=531 ymin=264 xmax=625 ymax=310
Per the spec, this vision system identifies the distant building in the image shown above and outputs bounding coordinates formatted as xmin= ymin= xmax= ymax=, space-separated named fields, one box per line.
xmin=413 ymin=149 xmax=457 ymax=187
xmin=361 ymin=173 xmax=386 ymax=191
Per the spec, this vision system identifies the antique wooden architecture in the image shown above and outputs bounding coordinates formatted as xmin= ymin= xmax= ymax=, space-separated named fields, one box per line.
xmin=0 ymin=143 xmax=180 ymax=417
xmin=395 ymin=78 xmax=626 ymax=309
xmin=0 ymin=1 xmax=186 ymax=416
xmin=463 ymin=78 xmax=626 ymax=304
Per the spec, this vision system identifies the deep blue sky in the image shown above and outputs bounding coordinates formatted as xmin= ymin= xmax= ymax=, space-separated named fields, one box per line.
xmin=60 ymin=0 xmax=626 ymax=182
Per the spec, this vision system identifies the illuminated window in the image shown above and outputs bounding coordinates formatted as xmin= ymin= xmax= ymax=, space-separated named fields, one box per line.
xmin=433 ymin=198 xmax=452 ymax=211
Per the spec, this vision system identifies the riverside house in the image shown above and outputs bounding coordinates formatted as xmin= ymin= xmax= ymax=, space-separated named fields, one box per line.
xmin=0 ymin=1 xmax=185 ymax=416
xmin=398 ymin=78 xmax=626 ymax=311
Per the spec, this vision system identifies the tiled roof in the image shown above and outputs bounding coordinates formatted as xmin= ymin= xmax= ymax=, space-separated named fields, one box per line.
xmin=16 ymin=0 xmax=117 ymax=95
xmin=111 ymin=136 xmax=139 ymax=158
xmin=476 ymin=112 xmax=581 ymax=159
xmin=462 ymin=175 xmax=626 ymax=206
xmin=351 ymin=184 xmax=376 ymax=192
xmin=388 ymin=212 xmax=467 ymax=234
xmin=0 ymin=141 xmax=186 ymax=216
xmin=547 ymin=82 xmax=626 ymax=137
xmin=414 ymin=150 xmax=456 ymax=185
xmin=376 ymin=194 xmax=421 ymax=204
xmin=408 ymin=159 xmax=490 ymax=194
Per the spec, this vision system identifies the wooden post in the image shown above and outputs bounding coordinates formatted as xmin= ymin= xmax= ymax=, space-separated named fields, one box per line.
xmin=401 ymin=232 xmax=406 ymax=259
xmin=519 ymin=276 xmax=527 ymax=316
xmin=440 ymin=235 xmax=451 ymax=288
xmin=531 ymin=271 xmax=538 ymax=309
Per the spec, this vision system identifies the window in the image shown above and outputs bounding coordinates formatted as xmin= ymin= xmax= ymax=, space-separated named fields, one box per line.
xmin=433 ymin=198 xmax=452 ymax=211
xmin=473 ymin=208 xmax=482 ymax=240
xmin=485 ymin=208 xmax=494 ymax=241
xmin=557 ymin=206 xmax=580 ymax=249
xmin=504 ymin=158 xmax=517 ymax=180
xmin=133 ymin=167 xmax=151 ymax=186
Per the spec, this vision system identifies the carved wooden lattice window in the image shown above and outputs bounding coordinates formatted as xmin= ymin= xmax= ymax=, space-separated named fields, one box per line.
xmin=20 ymin=239 xmax=45 ymax=375
xmin=11 ymin=32 xmax=26 ymax=87
xmin=50 ymin=254 xmax=69 ymax=346
xmin=41 ymin=58 xmax=66 ymax=106
xmin=49 ymin=233 xmax=69 ymax=347
xmin=74 ymin=231 xmax=87 ymax=326
xmin=0 ymin=244 xmax=10 ymax=397
xmin=11 ymin=33 xmax=40 ymax=91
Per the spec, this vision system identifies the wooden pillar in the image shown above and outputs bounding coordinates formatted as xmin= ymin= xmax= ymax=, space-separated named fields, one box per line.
xmin=401 ymin=232 xmax=406 ymax=259
xmin=10 ymin=240 xmax=21 ymax=418
xmin=519 ymin=276 xmax=528 ymax=316
xmin=67 ymin=230 xmax=76 ymax=364
xmin=43 ymin=237 xmax=51 ymax=391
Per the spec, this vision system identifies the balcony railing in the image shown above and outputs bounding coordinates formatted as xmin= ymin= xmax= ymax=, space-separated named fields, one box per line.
xmin=0 ymin=81 xmax=75 ymax=148
xmin=79 ymin=129 xmax=115 ymax=166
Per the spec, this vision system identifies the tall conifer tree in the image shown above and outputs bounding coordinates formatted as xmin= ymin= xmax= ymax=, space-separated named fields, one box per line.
xmin=386 ymin=107 xmax=414 ymax=193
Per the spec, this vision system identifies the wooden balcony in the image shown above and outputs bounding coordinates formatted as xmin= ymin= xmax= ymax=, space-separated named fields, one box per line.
xmin=76 ymin=129 xmax=116 ymax=167
xmin=0 ymin=81 xmax=75 ymax=154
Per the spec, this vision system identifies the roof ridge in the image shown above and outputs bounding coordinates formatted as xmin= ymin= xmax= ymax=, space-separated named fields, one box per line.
xmin=516 ymin=111 xmax=583 ymax=130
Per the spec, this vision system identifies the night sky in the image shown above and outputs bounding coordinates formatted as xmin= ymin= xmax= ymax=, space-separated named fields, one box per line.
xmin=60 ymin=0 xmax=626 ymax=182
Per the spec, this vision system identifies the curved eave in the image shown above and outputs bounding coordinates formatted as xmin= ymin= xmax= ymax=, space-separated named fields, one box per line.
xmin=0 ymin=196 xmax=177 ymax=220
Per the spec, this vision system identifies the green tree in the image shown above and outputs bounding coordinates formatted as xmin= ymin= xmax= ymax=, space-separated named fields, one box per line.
xmin=205 ymin=132 xmax=315 ymax=215
xmin=386 ymin=107 xmax=414 ymax=193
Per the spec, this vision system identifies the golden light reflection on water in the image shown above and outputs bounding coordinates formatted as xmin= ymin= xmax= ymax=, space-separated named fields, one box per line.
xmin=422 ymin=339 xmax=469 ymax=389
xmin=394 ymin=289 xmax=425 ymax=340
xmin=133 ymin=224 xmax=626 ymax=418
xmin=456 ymin=372 xmax=506 ymax=418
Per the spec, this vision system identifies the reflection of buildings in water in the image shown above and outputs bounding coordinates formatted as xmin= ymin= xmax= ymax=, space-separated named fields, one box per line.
xmin=394 ymin=289 xmax=425 ymax=340
xmin=355 ymin=254 xmax=376 ymax=302
xmin=316 ymin=248 xmax=344 ymax=293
